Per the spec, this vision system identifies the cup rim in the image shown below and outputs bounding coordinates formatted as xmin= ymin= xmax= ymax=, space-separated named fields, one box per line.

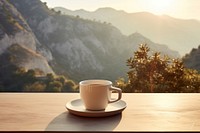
xmin=79 ymin=79 xmax=112 ymax=86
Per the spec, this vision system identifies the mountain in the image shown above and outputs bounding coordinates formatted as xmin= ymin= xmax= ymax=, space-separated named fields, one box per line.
xmin=55 ymin=7 xmax=200 ymax=56
xmin=0 ymin=0 xmax=179 ymax=84
xmin=183 ymin=45 xmax=200 ymax=72
xmin=127 ymin=32 xmax=179 ymax=58
xmin=0 ymin=0 xmax=53 ymax=74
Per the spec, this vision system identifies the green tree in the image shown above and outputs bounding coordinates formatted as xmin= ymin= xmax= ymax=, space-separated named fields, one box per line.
xmin=63 ymin=79 xmax=77 ymax=92
xmin=182 ymin=69 xmax=200 ymax=92
xmin=47 ymin=81 xmax=63 ymax=92
xmin=115 ymin=78 xmax=128 ymax=92
xmin=56 ymin=75 xmax=66 ymax=85
xmin=24 ymin=82 xmax=46 ymax=92
xmin=46 ymin=73 xmax=54 ymax=82
xmin=126 ymin=44 xmax=150 ymax=92
xmin=126 ymin=44 xmax=169 ymax=92
xmin=164 ymin=59 xmax=185 ymax=92
xmin=117 ymin=44 xmax=200 ymax=93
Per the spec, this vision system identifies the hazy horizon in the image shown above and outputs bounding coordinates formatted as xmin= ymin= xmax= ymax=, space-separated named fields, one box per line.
xmin=39 ymin=0 xmax=200 ymax=56
xmin=41 ymin=0 xmax=200 ymax=21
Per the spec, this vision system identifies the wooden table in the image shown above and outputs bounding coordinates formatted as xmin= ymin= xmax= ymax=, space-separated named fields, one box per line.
xmin=0 ymin=93 xmax=200 ymax=132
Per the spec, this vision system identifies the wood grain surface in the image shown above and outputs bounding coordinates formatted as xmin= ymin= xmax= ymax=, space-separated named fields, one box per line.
xmin=0 ymin=93 xmax=200 ymax=131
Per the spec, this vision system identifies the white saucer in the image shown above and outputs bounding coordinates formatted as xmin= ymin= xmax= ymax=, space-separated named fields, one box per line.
xmin=66 ymin=99 xmax=127 ymax=117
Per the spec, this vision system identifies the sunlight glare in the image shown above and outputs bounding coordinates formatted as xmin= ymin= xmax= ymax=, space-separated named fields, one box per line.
xmin=155 ymin=95 xmax=178 ymax=109
xmin=145 ymin=0 xmax=174 ymax=15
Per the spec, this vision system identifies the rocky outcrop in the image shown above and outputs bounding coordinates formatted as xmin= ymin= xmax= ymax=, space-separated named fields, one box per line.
xmin=0 ymin=0 xmax=53 ymax=74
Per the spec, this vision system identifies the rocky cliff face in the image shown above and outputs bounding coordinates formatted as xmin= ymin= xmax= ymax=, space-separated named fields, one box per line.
xmin=0 ymin=0 xmax=53 ymax=74
xmin=3 ymin=0 xmax=180 ymax=82
xmin=9 ymin=0 xmax=125 ymax=81
xmin=0 ymin=0 xmax=36 ymax=53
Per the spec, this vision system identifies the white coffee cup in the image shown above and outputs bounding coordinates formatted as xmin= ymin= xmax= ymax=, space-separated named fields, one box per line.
xmin=79 ymin=79 xmax=122 ymax=111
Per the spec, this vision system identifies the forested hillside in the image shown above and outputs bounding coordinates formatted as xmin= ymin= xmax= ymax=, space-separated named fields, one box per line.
xmin=183 ymin=45 xmax=200 ymax=72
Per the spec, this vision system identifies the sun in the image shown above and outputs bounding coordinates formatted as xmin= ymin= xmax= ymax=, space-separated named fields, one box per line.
xmin=145 ymin=0 xmax=174 ymax=15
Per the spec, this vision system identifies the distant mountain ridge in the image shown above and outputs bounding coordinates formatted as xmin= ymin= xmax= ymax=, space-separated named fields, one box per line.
xmin=0 ymin=0 xmax=180 ymax=86
xmin=55 ymin=7 xmax=200 ymax=56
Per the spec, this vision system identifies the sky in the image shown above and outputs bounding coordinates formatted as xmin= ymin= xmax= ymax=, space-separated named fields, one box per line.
xmin=41 ymin=0 xmax=200 ymax=20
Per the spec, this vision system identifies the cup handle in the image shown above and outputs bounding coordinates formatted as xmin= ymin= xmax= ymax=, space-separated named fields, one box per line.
xmin=108 ymin=86 xmax=122 ymax=103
